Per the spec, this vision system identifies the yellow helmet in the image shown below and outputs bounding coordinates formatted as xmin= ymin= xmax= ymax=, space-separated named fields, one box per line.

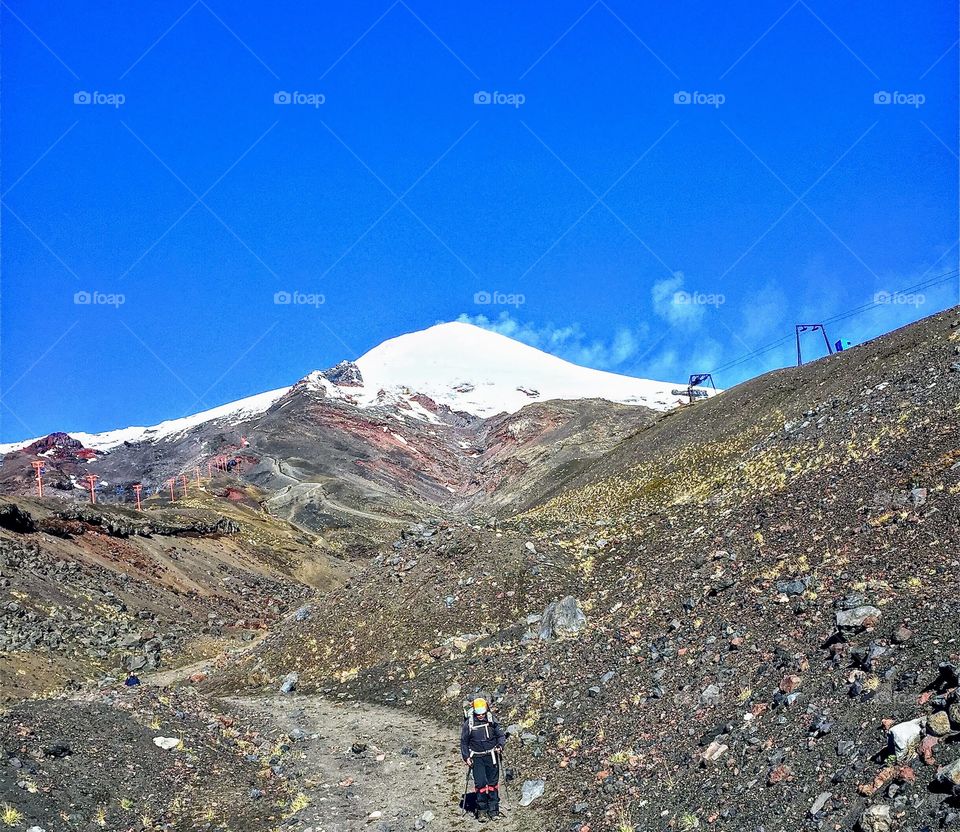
xmin=472 ymin=697 xmax=488 ymax=714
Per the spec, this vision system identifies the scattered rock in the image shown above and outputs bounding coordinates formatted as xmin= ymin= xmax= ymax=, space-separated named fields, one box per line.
xmin=767 ymin=764 xmax=792 ymax=785
xmin=859 ymin=804 xmax=892 ymax=832
xmin=938 ymin=756 xmax=960 ymax=791
xmin=153 ymin=736 xmax=180 ymax=750
xmin=776 ymin=577 xmax=810 ymax=596
xmin=702 ymin=740 xmax=728 ymax=762
xmin=520 ymin=779 xmax=545 ymax=806
xmin=538 ymin=596 xmax=586 ymax=640
xmin=909 ymin=487 xmax=927 ymax=507
xmin=889 ymin=717 xmax=925 ymax=759
xmin=0 ymin=503 xmax=36 ymax=533
xmin=809 ymin=791 xmax=832 ymax=816
xmin=280 ymin=672 xmax=298 ymax=694
xmin=837 ymin=606 xmax=881 ymax=631
xmin=927 ymin=710 xmax=952 ymax=737
xmin=891 ymin=625 xmax=912 ymax=644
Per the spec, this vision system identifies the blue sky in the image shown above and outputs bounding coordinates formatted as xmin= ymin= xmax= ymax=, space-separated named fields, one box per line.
xmin=1 ymin=0 xmax=957 ymax=440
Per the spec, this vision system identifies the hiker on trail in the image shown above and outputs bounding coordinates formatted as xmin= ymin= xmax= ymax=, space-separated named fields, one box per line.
xmin=461 ymin=697 xmax=506 ymax=822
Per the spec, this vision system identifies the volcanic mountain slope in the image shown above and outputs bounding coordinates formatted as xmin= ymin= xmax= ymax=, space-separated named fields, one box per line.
xmin=211 ymin=308 xmax=960 ymax=831
xmin=0 ymin=323 xmax=674 ymax=532
xmin=0 ymin=489 xmax=343 ymax=702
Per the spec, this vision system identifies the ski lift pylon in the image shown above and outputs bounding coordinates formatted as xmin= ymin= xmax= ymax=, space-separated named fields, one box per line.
xmin=795 ymin=324 xmax=832 ymax=366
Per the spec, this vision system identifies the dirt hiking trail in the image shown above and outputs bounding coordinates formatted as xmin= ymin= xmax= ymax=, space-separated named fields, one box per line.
xmin=228 ymin=694 xmax=540 ymax=832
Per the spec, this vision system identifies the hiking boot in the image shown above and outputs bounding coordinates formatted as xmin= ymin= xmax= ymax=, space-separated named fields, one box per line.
xmin=489 ymin=811 xmax=504 ymax=821
xmin=476 ymin=813 xmax=488 ymax=823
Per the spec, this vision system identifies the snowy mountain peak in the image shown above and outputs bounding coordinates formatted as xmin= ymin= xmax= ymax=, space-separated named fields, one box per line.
xmin=0 ymin=321 xmax=692 ymax=454
xmin=350 ymin=321 xmax=682 ymax=417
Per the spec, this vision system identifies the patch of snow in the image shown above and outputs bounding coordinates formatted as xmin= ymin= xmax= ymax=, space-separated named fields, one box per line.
xmin=351 ymin=322 xmax=689 ymax=418
xmin=0 ymin=387 xmax=288 ymax=455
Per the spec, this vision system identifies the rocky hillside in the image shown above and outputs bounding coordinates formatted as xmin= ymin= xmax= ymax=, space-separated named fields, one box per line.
xmin=0 ymin=381 xmax=660 ymax=539
xmin=208 ymin=308 xmax=960 ymax=831
xmin=0 ymin=490 xmax=342 ymax=702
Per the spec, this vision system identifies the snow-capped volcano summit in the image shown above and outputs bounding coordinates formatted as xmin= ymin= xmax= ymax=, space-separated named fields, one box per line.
xmin=0 ymin=321 xmax=687 ymax=454
xmin=350 ymin=321 xmax=679 ymax=416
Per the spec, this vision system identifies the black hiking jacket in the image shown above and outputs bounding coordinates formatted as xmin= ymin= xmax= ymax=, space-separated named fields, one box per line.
xmin=460 ymin=712 xmax=507 ymax=760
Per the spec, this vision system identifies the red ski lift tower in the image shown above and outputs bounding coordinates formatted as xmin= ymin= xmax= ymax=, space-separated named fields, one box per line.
xmin=84 ymin=474 xmax=99 ymax=504
xmin=180 ymin=474 xmax=189 ymax=498
xmin=795 ymin=324 xmax=833 ymax=366
xmin=194 ymin=466 xmax=201 ymax=488
xmin=165 ymin=478 xmax=176 ymax=501
xmin=30 ymin=461 xmax=45 ymax=496
xmin=132 ymin=483 xmax=143 ymax=510
xmin=206 ymin=460 xmax=214 ymax=478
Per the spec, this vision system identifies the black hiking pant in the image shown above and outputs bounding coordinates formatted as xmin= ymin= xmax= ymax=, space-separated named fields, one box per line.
xmin=472 ymin=753 xmax=500 ymax=815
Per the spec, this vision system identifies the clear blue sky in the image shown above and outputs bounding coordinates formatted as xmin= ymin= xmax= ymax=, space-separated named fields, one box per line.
xmin=2 ymin=0 xmax=957 ymax=440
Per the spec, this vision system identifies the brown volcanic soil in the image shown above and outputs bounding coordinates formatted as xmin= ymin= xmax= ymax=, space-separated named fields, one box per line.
xmin=206 ymin=308 xmax=960 ymax=831
xmin=0 ymin=494 xmax=342 ymax=701
xmin=0 ymin=685 xmax=299 ymax=832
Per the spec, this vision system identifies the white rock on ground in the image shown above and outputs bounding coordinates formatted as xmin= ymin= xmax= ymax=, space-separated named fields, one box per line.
xmin=153 ymin=736 xmax=180 ymax=750
xmin=889 ymin=717 xmax=926 ymax=759
xmin=520 ymin=779 xmax=545 ymax=806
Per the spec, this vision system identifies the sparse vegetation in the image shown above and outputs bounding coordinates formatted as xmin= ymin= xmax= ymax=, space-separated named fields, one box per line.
xmin=1 ymin=804 xmax=24 ymax=827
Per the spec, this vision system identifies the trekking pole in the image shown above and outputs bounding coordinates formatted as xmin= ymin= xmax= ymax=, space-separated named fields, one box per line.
xmin=461 ymin=766 xmax=471 ymax=815
xmin=499 ymin=750 xmax=509 ymax=811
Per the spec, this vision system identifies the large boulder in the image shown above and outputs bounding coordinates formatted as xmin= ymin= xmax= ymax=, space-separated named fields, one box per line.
xmin=858 ymin=804 xmax=892 ymax=832
xmin=836 ymin=606 xmax=881 ymax=631
xmin=889 ymin=717 xmax=926 ymax=759
xmin=538 ymin=596 xmax=586 ymax=640
xmin=0 ymin=503 xmax=36 ymax=534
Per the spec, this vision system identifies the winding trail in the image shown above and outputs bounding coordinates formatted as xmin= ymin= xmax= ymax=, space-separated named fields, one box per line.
xmin=228 ymin=694 xmax=532 ymax=832
xmin=143 ymin=620 xmax=537 ymax=830
xmin=268 ymin=458 xmax=408 ymax=526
